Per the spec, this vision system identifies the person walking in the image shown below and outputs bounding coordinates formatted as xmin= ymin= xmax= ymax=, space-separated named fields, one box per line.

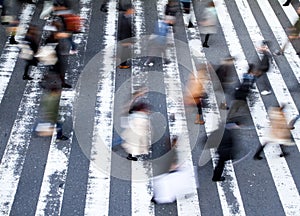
xmin=22 ymin=24 xmax=41 ymax=80
xmin=121 ymin=102 xmax=150 ymax=161
xmin=37 ymin=85 xmax=68 ymax=140
xmin=143 ymin=17 xmax=174 ymax=66
xmin=117 ymin=4 xmax=135 ymax=69
xmin=212 ymin=123 xmax=237 ymax=181
xmin=199 ymin=1 xmax=217 ymax=48
xmin=180 ymin=0 xmax=195 ymax=28
xmin=253 ymin=105 xmax=295 ymax=160
xmin=184 ymin=66 xmax=207 ymax=125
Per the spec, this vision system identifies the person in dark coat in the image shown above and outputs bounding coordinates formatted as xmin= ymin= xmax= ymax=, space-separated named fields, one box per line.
xmin=117 ymin=4 xmax=135 ymax=69
xmin=22 ymin=24 xmax=41 ymax=80
xmin=44 ymin=26 xmax=72 ymax=88
xmin=212 ymin=123 xmax=237 ymax=182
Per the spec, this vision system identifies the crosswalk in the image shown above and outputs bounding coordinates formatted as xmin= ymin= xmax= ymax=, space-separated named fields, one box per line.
xmin=0 ymin=0 xmax=300 ymax=215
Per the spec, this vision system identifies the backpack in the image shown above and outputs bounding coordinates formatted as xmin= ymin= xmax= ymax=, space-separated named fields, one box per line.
xmin=63 ymin=14 xmax=83 ymax=33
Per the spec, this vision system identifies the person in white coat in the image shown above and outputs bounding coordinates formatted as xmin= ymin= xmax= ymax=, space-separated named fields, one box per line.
xmin=121 ymin=102 xmax=150 ymax=161
xmin=199 ymin=1 xmax=217 ymax=48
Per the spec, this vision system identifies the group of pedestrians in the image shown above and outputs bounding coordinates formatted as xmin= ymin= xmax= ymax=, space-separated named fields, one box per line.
xmin=1 ymin=0 xmax=80 ymax=140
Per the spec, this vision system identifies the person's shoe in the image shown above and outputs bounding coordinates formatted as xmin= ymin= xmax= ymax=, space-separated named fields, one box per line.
xmin=212 ymin=176 xmax=225 ymax=182
xmin=62 ymin=83 xmax=72 ymax=88
xmin=283 ymin=2 xmax=290 ymax=6
xmin=274 ymin=50 xmax=283 ymax=55
xmin=202 ymin=42 xmax=209 ymax=48
xmin=69 ymin=49 xmax=78 ymax=55
xmin=57 ymin=135 xmax=69 ymax=141
xmin=118 ymin=65 xmax=131 ymax=69
xmin=163 ymin=59 xmax=171 ymax=65
xmin=126 ymin=155 xmax=138 ymax=161
xmin=279 ymin=152 xmax=289 ymax=157
xmin=151 ymin=197 xmax=157 ymax=204
xmin=253 ymin=155 xmax=263 ymax=160
xmin=144 ymin=61 xmax=154 ymax=67
xmin=23 ymin=75 xmax=33 ymax=80
xmin=261 ymin=90 xmax=272 ymax=96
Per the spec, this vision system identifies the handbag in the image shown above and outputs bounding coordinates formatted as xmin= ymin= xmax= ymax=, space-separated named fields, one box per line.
xmin=18 ymin=44 xmax=34 ymax=60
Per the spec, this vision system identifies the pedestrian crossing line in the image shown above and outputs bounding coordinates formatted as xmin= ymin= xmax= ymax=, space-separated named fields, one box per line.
xmin=131 ymin=0 xmax=154 ymax=215
xmin=157 ymin=1 xmax=201 ymax=215
xmin=34 ymin=1 xmax=93 ymax=214
xmin=258 ymin=0 xmax=300 ymax=83
xmin=0 ymin=67 xmax=43 ymax=216
xmin=83 ymin=1 xmax=118 ymax=215
xmin=185 ymin=3 xmax=246 ymax=216
xmin=0 ymin=3 xmax=35 ymax=104
xmin=215 ymin=0 xmax=300 ymax=215
xmin=235 ymin=0 xmax=300 ymax=149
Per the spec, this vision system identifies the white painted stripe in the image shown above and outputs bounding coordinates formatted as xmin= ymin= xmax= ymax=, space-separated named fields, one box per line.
xmin=215 ymin=1 xmax=300 ymax=215
xmin=157 ymin=1 xmax=201 ymax=215
xmin=0 ymin=67 xmax=43 ymax=215
xmin=84 ymin=1 xmax=118 ymax=215
xmin=184 ymin=3 xmax=246 ymax=216
xmin=34 ymin=1 xmax=92 ymax=214
xmin=257 ymin=0 xmax=300 ymax=83
xmin=0 ymin=4 xmax=35 ymax=104
xmin=131 ymin=0 xmax=154 ymax=215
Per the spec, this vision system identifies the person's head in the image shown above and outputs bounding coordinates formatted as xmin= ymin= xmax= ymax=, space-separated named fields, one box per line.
xmin=208 ymin=1 xmax=215 ymax=7
xmin=123 ymin=4 xmax=135 ymax=15
xmin=297 ymin=7 xmax=300 ymax=15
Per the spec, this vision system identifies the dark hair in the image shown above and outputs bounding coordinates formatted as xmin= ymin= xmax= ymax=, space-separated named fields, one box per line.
xmin=129 ymin=102 xmax=149 ymax=113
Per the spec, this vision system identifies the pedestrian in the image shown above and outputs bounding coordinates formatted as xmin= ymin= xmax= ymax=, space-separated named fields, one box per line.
xmin=43 ymin=24 xmax=72 ymax=88
xmin=52 ymin=5 xmax=79 ymax=54
xmin=184 ymin=66 xmax=207 ymax=125
xmin=143 ymin=18 xmax=174 ymax=66
xmin=117 ymin=4 xmax=135 ymax=69
xmin=253 ymin=105 xmax=295 ymax=160
xmin=215 ymin=56 xmax=235 ymax=109
xmin=165 ymin=0 xmax=179 ymax=26
xmin=121 ymin=102 xmax=150 ymax=161
xmin=283 ymin=0 xmax=292 ymax=6
xmin=212 ymin=123 xmax=237 ymax=181
xmin=256 ymin=41 xmax=272 ymax=96
xmin=21 ymin=24 xmax=41 ymax=80
xmin=199 ymin=1 xmax=217 ymax=48
xmin=180 ymin=0 xmax=195 ymax=28
xmin=36 ymin=85 xmax=68 ymax=140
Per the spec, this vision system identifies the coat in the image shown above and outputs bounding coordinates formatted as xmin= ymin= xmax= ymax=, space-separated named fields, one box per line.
xmin=199 ymin=7 xmax=217 ymax=35
xmin=121 ymin=111 xmax=150 ymax=155
xmin=265 ymin=107 xmax=294 ymax=146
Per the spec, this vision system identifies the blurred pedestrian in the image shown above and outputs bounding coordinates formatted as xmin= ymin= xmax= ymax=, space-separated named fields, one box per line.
xmin=256 ymin=41 xmax=272 ymax=96
xmin=143 ymin=18 xmax=174 ymax=66
xmin=36 ymin=85 xmax=68 ymax=140
xmin=184 ymin=67 xmax=207 ymax=125
xmin=253 ymin=105 xmax=295 ymax=160
xmin=215 ymin=56 xmax=235 ymax=109
xmin=212 ymin=123 xmax=237 ymax=182
xmin=121 ymin=102 xmax=150 ymax=161
xmin=199 ymin=1 xmax=217 ymax=48
xmin=165 ymin=0 xmax=179 ymax=26
xmin=21 ymin=24 xmax=41 ymax=80
xmin=117 ymin=4 xmax=135 ymax=69
xmin=180 ymin=0 xmax=195 ymax=28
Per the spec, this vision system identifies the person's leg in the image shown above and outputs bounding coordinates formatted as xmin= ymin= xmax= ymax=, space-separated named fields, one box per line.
xmin=212 ymin=158 xmax=226 ymax=181
xmin=283 ymin=0 xmax=292 ymax=6
xmin=195 ymin=101 xmax=205 ymax=124
xmin=253 ymin=142 xmax=268 ymax=160
xmin=203 ymin=34 xmax=210 ymax=48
